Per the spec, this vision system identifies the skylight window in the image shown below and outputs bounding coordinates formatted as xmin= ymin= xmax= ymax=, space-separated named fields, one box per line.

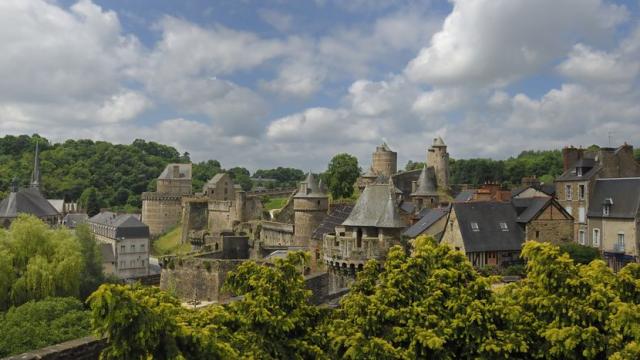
xmin=499 ymin=222 xmax=508 ymax=231
xmin=470 ymin=222 xmax=479 ymax=232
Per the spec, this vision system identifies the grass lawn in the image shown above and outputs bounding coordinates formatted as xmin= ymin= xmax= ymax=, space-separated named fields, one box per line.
xmin=152 ymin=225 xmax=191 ymax=256
xmin=264 ymin=197 xmax=288 ymax=210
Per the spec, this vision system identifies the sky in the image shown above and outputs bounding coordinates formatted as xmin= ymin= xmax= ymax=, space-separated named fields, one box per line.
xmin=1 ymin=0 xmax=639 ymax=171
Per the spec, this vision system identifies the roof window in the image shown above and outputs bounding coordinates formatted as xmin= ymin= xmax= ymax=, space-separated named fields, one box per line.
xmin=470 ymin=222 xmax=479 ymax=232
xmin=499 ymin=222 xmax=509 ymax=231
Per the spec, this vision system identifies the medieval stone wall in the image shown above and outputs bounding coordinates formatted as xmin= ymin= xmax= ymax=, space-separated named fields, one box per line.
xmin=293 ymin=197 xmax=328 ymax=246
xmin=141 ymin=193 xmax=183 ymax=237
xmin=260 ymin=221 xmax=294 ymax=247
xmin=372 ymin=147 xmax=397 ymax=177
xmin=5 ymin=336 xmax=106 ymax=360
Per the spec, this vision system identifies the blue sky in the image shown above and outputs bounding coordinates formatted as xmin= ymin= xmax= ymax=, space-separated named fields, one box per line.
xmin=1 ymin=0 xmax=640 ymax=171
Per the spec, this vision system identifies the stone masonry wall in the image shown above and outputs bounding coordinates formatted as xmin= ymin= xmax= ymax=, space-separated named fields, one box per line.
xmin=5 ymin=336 xmax=106 ymax=360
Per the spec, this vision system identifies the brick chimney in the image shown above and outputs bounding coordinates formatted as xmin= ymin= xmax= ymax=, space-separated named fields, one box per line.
xmin=562 ymin=146 xmax=582 ymax=172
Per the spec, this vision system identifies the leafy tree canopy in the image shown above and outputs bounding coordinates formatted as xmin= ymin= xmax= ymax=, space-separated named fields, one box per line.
xmin=0 ymin=297 xmax=90 ymax=357
xmin=0 ymin=215 xmax=103 ymax=310
xmin=324 ymin=153 xmax=360 ymax=200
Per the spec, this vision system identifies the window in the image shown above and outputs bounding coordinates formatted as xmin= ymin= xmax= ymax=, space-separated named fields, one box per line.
xmin=499 ymin=222 xmax=508 ymax=231
xmin=140 ymin=244 xmax=145 ymax=251
xmin=577 ymin=167 xmax=583 ymax=177
xmin=471 ymin=222 xmax=479 ymax=232
xmin=579 ymin=184 xmax=585 ymax=200
xmin=356 ymin=237 xmax=362 ymax=248
xmin=592 ymin=228 xmax=601 ymax=247
xmin=579 ymin=207 xmax=585 ymax=223
xmin=536 ymin=230 xmax=540 ymax=239
xmin=578 ymin=230 xmax=586 ymax=245
xmin=131 ymin=244 xmax=135 ymax=252
xmin=617 ymin=232 xmax=625 ymax=251
xmin=141 ymin=260 xmax=145 ymax=267
xmin=565 ymin=185 xmax=572 ymax=200
xmin=120 ymin=245 xmax=125 ymax=253
xmin=603 ymin=206 xmax=610 ymax=216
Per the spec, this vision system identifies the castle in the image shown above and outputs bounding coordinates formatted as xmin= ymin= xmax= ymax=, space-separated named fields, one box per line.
xmin=141 ymin=163 xmax=192 ymax=237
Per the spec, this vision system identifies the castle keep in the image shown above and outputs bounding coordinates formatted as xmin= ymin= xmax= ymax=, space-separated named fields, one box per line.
xmin=142 ymin=163 xmax=192 ymax=237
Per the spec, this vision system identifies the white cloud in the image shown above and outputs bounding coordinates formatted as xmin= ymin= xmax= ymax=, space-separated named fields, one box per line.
xmin=261 ymin=59 xmax=327 ymax=98
xmin=405 ymin=0 xmax=628 ymax=86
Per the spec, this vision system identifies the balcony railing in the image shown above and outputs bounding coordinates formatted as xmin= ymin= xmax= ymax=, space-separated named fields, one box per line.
xmin=611 ymin=243 xmax=625 ymax=253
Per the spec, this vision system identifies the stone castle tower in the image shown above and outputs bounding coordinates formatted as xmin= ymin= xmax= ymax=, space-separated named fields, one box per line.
xmin=410 ymin=166 xmax=439 ymax=210
xmin=426 ymin=137 xmax=449 ymax=189
xmin=371 ymin=143 xmax=397 ymax=177
xmin=142 ymin=163 xmax=192 ymax=237
xmin=293 ymin=173 xmax=329 ymax=268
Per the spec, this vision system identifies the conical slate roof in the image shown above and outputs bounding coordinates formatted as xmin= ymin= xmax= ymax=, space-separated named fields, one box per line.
xmin=411 ymin=166 xmax=438 ymax=196
xmin=342 ymin=184 xmax=405 ymax=228
xmin=294 ymin=172 xmax=327 ymax=198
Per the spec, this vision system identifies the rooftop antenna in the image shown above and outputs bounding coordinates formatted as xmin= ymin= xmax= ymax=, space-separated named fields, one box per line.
xmin=607 ymin=130 xmax=616 ymax=147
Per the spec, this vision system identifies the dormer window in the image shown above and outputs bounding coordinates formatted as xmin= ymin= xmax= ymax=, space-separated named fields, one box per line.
xmin=603 ymin=197 xmax=613 ymax=216
xmin=470 ymin=222 xmax=479 ymax=232
xmin=577 ymin=167 xmax=582 ymax=177
xmin=499 ymin=222 xmax=508 ymax=231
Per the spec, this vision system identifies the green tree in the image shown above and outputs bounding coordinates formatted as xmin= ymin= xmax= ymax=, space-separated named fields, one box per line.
xmin=558 ymin=242 xmax=602 ymax=264
xmin=0 ymin=215 xmax=92 ymax=310
xmin=324 ymin=153 xmax=360 ymax=199
xmin=80 ymin=187 xmax=101 ymax=217
xmin=0 ymin=297 xmax=90 ymax=357
xmin=75 ymin=224 xmax=104 ymax=298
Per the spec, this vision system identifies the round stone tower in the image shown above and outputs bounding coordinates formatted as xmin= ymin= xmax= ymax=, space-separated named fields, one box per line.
xmin=371 ymin=143 xmax=397 ymax=177
xmin=294 ymin=173 xmax=328 ymax=270
xmin=426 ymin=137 xmax=449 ymax=189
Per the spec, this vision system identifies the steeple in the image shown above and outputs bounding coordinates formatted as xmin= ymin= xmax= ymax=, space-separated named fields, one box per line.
xmin=30 ymin=141 xmax=41 ymax=190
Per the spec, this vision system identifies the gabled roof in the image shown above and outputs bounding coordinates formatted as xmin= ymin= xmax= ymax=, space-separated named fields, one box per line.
xmin=0 ymin=187 xmax=60 ymax=219
xmin=312 ymin=204 xmax=354 ymax=240
xmin=452 ymin=202 xmax=524 ymax=252
xmin=402 ymin=206 xmax=450 ymax=238
xmin=512 ymin=197 xmax=553 ymax=223
xmin=342 ymin=184 xmax=405 ymax=228
xmin=411 ymin=166 xmax=438 ymax=197
xmin=587 ymin=178 xmax=640 ymax=219
xmin=158 ymin=163 xmax=192 ymax=180
xmin=47 ymin=199 xmax=65 ymax=213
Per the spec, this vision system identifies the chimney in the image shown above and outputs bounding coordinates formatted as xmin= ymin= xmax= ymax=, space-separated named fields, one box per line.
xmin=172 ymin=165 xmax=180 ymax=178
xmin=411 ymin=180 xmax=417 ymax=193
xmin=562 ymin=146 xmax=582 ymax=172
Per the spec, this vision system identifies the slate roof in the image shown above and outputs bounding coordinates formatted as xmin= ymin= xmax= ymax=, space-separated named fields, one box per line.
xmin=100 ymin=243 xmax=116 ymax=263
xmin=411 ymin=166 xmax=437 ymax=196
xmin=512 ymin=197 xmax=552 ymax=223
xmin=294 ymin=172 xmax=327 ymax=198
xmin=0 ymin=187 xmax=60 ymax=219
xmin=48 ymin=199 xmax=65 ymax=213
xmin=342 ymin=184 xmax=405 ymax=228
xmin=402 ymin=206 xmax=450 ymax=238
xmin=158 ymin=163 xmax=192 ymax=180
xmin=89 ymin=212 xmax=150 ymax=238
xmin=63 ymin=213 xmax=89 ymax=228
xmin=399 ymin=201 xmax=416 ymax=214
xmin=454 ymin=190 xmax=475 ymax=202
xmin=433 ymin=136 xmax=446 ymax=147
xmin=587 ymin=178 xmax=640 ymax=219
xmin=312 ymin=204 xmax=354 ymax=240
xmin=453 ymin=202 xmax=524 ymax=252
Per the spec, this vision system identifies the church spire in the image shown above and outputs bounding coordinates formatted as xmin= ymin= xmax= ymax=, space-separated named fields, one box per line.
xmin=30 ymin=141 xmax=41 ymax=189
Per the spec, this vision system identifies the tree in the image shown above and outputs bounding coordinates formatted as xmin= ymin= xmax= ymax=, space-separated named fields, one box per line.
xmin=0 ymin=215 xmax=94 ymax=310
xmin=80 ymin=187 xmax=101 ymax=217
xmin=558 ymin=242 xmax=601 ymax=264
xmin=0 ymin=297 xmax=90 ymax=357
xmin=75 ymin=224 xmax=104 ymax=298
xmin=324 ymin=153 xmax=360 ymax=199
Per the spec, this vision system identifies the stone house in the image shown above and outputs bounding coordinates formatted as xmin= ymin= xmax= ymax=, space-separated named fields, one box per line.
xmin=141 ymin=163 xmax=192 ymax=237
xmin=440 ymin=202 xmax=523 ymax=267
xmin=88 ymin=212 xmax=150 ymax=279
xmin=587 ymin=177 xmax=640 ymax=271
xmin=512 ymin=197 xmax=573 ymax=243
xmin=555 ymin=144 xmax=640 ymax=243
